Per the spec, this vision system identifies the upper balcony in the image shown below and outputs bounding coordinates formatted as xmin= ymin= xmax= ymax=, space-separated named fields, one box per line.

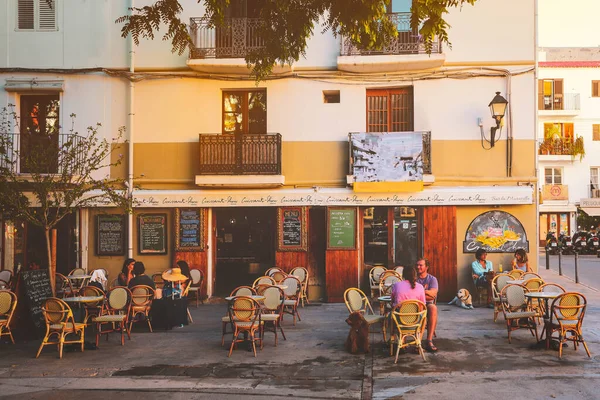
xmin=538 ymin=137 xmax=585 ymax=162
xmin=337 ymin=13 xmax=445 ymax=73
xmin=538 ymin=93 xmax=580 ymax=117
xmin=187 ymin=17 xmax=291 ymax=75
xmin=195 ymin=133 xmax=284 ymax=188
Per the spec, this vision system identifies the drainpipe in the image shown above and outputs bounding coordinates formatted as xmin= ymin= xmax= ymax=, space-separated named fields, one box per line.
xmin=534 ymin=0 xmax=540 ymax=266
xmin=127 ymin=0 xmax=135 ymax=258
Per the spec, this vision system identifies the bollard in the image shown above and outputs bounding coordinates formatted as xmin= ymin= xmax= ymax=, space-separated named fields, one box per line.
xmin=558 ymin=250 xmax=563 ymax=276
xmin=546 ymin=249 xmax=550 ymax=270
xmin=575 ymin=252 xmax=579 ymax=283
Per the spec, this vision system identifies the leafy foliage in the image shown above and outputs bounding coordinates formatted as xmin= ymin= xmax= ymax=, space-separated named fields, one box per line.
xmin=117 ymin=0 xmax=479 ymax=80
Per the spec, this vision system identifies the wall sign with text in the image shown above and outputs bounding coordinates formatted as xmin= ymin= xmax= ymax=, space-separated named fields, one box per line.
xmin=96 ymin=214 xmax=126 ymax=256
xmin=175 ymin=208 xmax=205 ymax=252
xmin=463 ymin=211 xmax=529 ymax=253
xmin=138 ymin=214 xmax=167 ymax=255
xmin=327 ymin=208 xmax=357 ymax=250
xmin=277 ymin=207 xmax=307 ymax=251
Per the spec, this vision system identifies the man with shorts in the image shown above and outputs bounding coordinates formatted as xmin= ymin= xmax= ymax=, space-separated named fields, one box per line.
xmin=416 ymin=258 xmax=438 ymax=352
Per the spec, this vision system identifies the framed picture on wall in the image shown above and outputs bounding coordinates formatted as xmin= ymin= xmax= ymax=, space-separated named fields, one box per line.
xmin=138 ymin=214 xmax=167 ymax=255
xmin=327 ymin=208 xmax=357 ymax=250
xmin=175 ymin=208 xmax=206 ymax=252
xmin=277 ymin=207 xmax=307 ymax=251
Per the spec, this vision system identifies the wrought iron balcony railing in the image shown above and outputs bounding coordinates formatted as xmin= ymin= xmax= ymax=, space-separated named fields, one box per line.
xmin=540 ymin=93 xmax=580 ymax=111
xmin=0 ymin=133 xmax=84 ymax=174
xmin=340 ymin=13 xmax=441 ymax=56
xmin=198 ymin=133 xmax=282 ymax=175
xmin=189 ymin=17 xmax=265 ymax=59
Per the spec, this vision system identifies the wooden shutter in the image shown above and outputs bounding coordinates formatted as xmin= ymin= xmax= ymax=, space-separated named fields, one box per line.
xmin=593 ymin=81 xmax=600 ymax=97
xmin=537 ymin=80 xmax=544 ymax=110
xmin=18 ymin=0 xmax=34 ymax=29
xmin=554 ymin=79 xmax=563 ymax=96
xmin=38 ymin=0 xmax=56 ymax=30
xmin=593 ymin=124 xmax=600 ymax=141
xmin=563 ymin=123 xmax=574 ymax=142
xmin=366 ymin=88 xmax=413 ymax=132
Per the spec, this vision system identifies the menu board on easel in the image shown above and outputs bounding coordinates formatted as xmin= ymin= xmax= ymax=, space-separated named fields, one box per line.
xmin=175 ymin=208 xmax=205 ymax=251
xmin=327 ymin=208 xmax=356 ymax=249
xmin=96 ymin=214 xmax=126 ymax=256
xmin=138 ymin=214 xmax=167 ymax=255
xmin=277 ymin=207 xmax=307 ymax=251
xmin=21 ymin=270 xmax=53 ymax=330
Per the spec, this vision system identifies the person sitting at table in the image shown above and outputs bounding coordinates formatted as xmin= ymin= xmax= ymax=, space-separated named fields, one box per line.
xmin=471 ymin=248 xmax=495 ymax=307
xmin=511 ymin=249 xmax=532 ymax=272
xmin=391 ymin=266 xmax=426 ymax=307
xmin=176 ymin=260 xmax=192 ymax=289
xmin=90 ymin=269 xmax=108 ymax=292
xmin=118 ymin=258 xmax=136 ymax=286
xmin=128 ymin=261 xmax=155 ymax=290
xmin=161 ymin=267 xmax=188 ymax=298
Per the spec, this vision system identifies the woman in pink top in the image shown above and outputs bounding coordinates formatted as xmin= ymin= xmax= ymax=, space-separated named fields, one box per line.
xmin=391 ymin=266 xmax=426 ymax=307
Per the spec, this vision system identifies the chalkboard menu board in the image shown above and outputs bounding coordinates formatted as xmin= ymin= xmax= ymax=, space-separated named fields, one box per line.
xmin=138 ymin=214 xmax=167 ymax=255
xmin=21 ymin=270 xmax=53 ymax=330
xmin=277 ymin=207 xmax=307 ymax=251
xmin=96 ymin=214 xmax=126 ymax=256
xmin=175 ymin=209 xmax=205 ymax=251
xmin=328 ymin=208 xmax=356 ymax=249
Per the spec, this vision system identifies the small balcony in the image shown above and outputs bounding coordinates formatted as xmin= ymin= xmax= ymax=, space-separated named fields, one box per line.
xmin=187 ymin=17 xmax=291 ymax=74
xmin=539 ymin=93 xmax=580 ymax=116
xmin=337 ymin=12 xmax=445 ymax=73
xmin=196 ymin=133 xmax=284 ymax=188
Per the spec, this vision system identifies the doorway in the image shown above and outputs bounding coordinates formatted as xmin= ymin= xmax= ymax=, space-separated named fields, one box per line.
xmin=308 ymin=207 xmax=326 ymax=301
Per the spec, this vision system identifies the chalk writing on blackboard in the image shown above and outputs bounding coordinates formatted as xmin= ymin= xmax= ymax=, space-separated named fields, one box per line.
xmin=21 ymin=270 xmax=53 ymax=330
xmin=328 ymin=208 xmax=356 ymax=249
xmin=277 ymin=207 xmax=307 ymax=251
xmin=175 ymin=209 xmax=205 ymax=251
xmin=96 ymin=214 xmax=126 ymax=256
xmin=138 ymin=214 xmax=167 ymax=254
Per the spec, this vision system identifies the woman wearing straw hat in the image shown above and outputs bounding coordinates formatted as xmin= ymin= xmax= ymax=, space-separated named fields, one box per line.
xmin=162 ymin=267 xmax=189 ymax=299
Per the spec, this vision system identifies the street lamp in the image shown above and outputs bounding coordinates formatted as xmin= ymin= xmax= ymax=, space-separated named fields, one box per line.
xmin=480 ymin=91 xmax=508 ymax=149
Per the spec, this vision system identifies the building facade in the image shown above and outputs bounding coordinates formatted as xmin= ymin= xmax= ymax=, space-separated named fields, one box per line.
xmin=0 ymin=0 xmax=537 ymax=301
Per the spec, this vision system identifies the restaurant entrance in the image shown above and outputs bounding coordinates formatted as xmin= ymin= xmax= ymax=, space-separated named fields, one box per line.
xmin=214 ymin=207 xmax=276 ymax=296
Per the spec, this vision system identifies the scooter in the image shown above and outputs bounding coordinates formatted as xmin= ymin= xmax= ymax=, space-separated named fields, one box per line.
xmin=572 ymin=230 xmax=589 ymax=254
xmin=586 ymin=231 xmax=600 ymax=254
xmin=558 ymin=232 xmax=573 ymax=255
xmin=545 ymin=231 xmax=559 ymax=255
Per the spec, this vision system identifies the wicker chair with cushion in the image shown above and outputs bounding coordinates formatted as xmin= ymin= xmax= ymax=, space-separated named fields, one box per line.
xmin=187 ymin=269 xmax=204 ymax=307
xmin=344 ymin=287 xmax=386 ymax=342
xmin=55 ymin=273 xmax=76 ymax=298
xmin=369 ymin=266 xmax=386 ymax=298
xmin=93 ymin=287 xmax=132 ymax=347
xmin=508 ymin=269 xmax=525 ymax=279
xmin=0 ymin=290 xmax=17 ymax=344
xmin=522 ymin=272 xmax=542 ymax=281
xmin=265 ymin=267 xmax=282 ymax=277
xmin=80 ymin=286 xmax=105 ymax=324
xmin=261 ymin=285 xmax=287 ymax=346
xmin=227 ymin=296 xmax=263 ymax=357
xmin=523 ymin=278 xmax=544 ymax=292
xmin=129 ymin=285 xmax=155 ymax=333
xmin=0 ymin=271 xmax=13 ymax=288
xmin=379 ymin=273 xmax=401 ymax=298
xmin=36 ymin=298 xmax=85 ymax=359
xmin=109 ymin=277 xmax=121 ymax=289
xmin=500 ymin=284 xmax=538 ymax=344
xmin=271 ymin=271 xmax=288 ymax=284
xmin=281 ymin=276 xmax=302 ymax=325
xmin=492 ymin=274 xmax=511 ymax=322
xmin=68 ymin=268 xmax=89 ymax=293
xmin=221 ymin=286 xmax=257 ymax=345
xmin=290 ymin=267 xmax=309 ymax=307
xmin=544 ymin=292 xmax=591 ymax=359
xmin=252 ymin=276 xmax=275 ymax=289
xmin=390 ymin=300 xmax=428 ymax=363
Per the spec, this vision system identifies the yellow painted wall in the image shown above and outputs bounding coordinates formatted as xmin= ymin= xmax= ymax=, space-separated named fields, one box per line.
xmin=455 ymin=204 xmax=538 ymax=291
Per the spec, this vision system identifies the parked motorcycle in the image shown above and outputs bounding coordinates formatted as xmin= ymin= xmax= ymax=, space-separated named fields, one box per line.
xmin=558 ymin=232 xmax=573 ymax=255
xmin=572 ymin=230 xmax=589 ymax=254
xmin=587 ymin=231 xmax=600 ymax=254
xmin=545 ymin=231 xmax=559 ymax=255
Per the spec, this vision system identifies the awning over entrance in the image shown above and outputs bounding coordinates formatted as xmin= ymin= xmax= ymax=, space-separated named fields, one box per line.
xmin=581 ymin=208 xmax=600 ymax=217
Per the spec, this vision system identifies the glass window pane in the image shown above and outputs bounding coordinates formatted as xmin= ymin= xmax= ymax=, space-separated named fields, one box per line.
xmin=248 ymin=91 xmax=266 ymax=134
xmin=393 ymin=206 xmax=418 ymax=267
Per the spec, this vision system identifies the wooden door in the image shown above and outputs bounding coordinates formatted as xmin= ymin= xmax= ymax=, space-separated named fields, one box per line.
xmin=422 ymin=206 xmax=457 ymax=302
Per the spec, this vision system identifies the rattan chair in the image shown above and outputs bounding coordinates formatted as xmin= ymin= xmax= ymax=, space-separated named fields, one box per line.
xmin=369 ymin=266 xmax=386 ymax=298
xmin=522 ymin=272 xmax=542 ymax=281
xmin=67 ymin=268 xmax=88 ymax=293
xmin=523 ymin=278 xmax=544 ymax=292
xmin=252 ymin=276 xmax=275 ymax=288
xmin=0 ymin=270 xmax=13 ymax=288
xmin=281 ymin=276 xmax=302 ymax=325
xmin=187 ymin=269 xmax=204 ymax=307
xmin=500 ymin=283 xmax=538 ymax=344
xmin=491 ymin=274 xmax=511 ymax=322
xmin=261 ymin=285 xmax=287 ymax=346
xmin=265 ymin=267 xmax=282 ymax=277
xmin=0 ymin=280 xmax=9 ymax=291
xmin=109 ymin=277 xmax=121 ymax=289
xmin=544 ymin=292 xmax=591 ymax=359
xmin=55 ymin=273 xmax=76 ymax=298
xmin=129 ymin=285 xmax=155 ymax=333
xmin=80 ymin=285 xmax=105 ymax=324
xmin=221 ymin=286 xmax=257 ymax=346
xmin=389 ymin=300 xmax=428 ymax=363
xmin=0 ymin=290 xmax=17 ymax=344
xmin=93 ymin=286 xmax=132 ymax=347
xmin=36 ymin=298 xmax=85 ymax=359
xmin=508 ymin=269 xmax=525 ymax=279
xmin=271 ymin=271 xmax=288 ymax=284
xmin=343 ymin=287 xmax=386 ymax=342
xmin=379 ymin=272 xmax=401 ymax=297
xmin=227 ymin=296 xmax=263 ymax=357
xmin=152 ymin=273 xmax=165 ymax=289
xmin=290 ymin=267 xmax=309 ymax=307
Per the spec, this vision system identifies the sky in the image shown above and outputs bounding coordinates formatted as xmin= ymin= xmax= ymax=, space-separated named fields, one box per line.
xmin=538 ymin=0 xmax=600 ymax=47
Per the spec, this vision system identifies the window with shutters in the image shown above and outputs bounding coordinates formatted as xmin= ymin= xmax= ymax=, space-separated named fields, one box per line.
xmin=366 ymin=88 xmax=414 ymax=132
xmin=593 ymin=124 xmax=600 ymax=141
xmin=19 ymin=94 xmax=60 ymax=173
xmin=591 ymin=167 xmax=600 ymax=197
xmin=17 ymin=0 xmax=56 ymax=31
xmin=593 ymin=81 xmax=600 ymax=98
xmin=538 ymin=79 xmax=563 ymax=110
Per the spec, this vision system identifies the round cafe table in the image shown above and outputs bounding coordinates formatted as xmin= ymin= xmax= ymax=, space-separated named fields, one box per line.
xmin=225 ymin=295 xmax=265 ymax=302
xmin=67 ymin=275 xmax=93 ymax=280
xmin=524 ymin=291 xmax=561 ymax=348
xmin=63 ymin=296 xmax=105 ymax=323
xmin=506 ymin=279 xmax=525 ymax=285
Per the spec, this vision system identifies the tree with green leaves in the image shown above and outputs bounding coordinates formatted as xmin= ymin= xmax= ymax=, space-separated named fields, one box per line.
xmin=0 ymin=106 xmax=129 ymax=293
xmin=117 ymin=0 xmax=478 ymax=80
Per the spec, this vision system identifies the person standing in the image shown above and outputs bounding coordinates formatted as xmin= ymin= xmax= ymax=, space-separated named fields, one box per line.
xmin=416 ymin=258 xmax=438 ymax=352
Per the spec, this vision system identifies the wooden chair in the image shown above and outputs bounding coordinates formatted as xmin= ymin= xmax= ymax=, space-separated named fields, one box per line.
xmin=55 ymin=273 xmax=76 ymax=298
xmin=261 ymin=286 xmax=287 ymax=346
xmin=221 ymin=286 xmax=257 ymax=345
xmin=290 ymin=267 xmax=309 ymax=307
xmin=252 ymin=276 xmax=275 ymax=288
xmin=0 ymin=280 xmax=10 ymax=291
xmin=379 ymin=271 xmax=401 ymax=297
xmin=491 ymin=274 xmax=511 ymax=322
xmin=152 ymin=273 xmax=165 ymax=289
xmin=545 ymin=292 xmax=591 ymax=359
xmin=394 ymin=266 xmax=404 ymax=276
xmin=80 ymin=285 xmax=105 ymax=324
xmin=500 ymin=284 xmax=538 ymax=344
xmin=369 ymin=266 xmax=386 ymax=298
xmin=281 ymin=276 xmax=302 ymax=325
xmin=271 ymin=271 xmax=287 ymax=284
xmin=36 ymin=298 xmax=85 ymax=359
xmin=344 ymin=287 xmax=386 ymax=342
xmin=129 ymin=285 xmax=155 ymax=333
xmin=0 ymin=290 xmax=17 ymax=344
xmin=187 ymin=269 xmax=204 ymax=307
xmin=93 ymin=287 xmax=132 ymax=347
xmin=227 ymin=296 xmax=263 ymax=357
xmin=389 ymin=300 xmax=428 ymax=363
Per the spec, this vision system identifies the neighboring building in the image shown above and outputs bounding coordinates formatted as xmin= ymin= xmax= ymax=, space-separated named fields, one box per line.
xmin=0 ymin=0 xmax=536 ymax=301
xmin=537 ymin=49 xmax=600 ymax=245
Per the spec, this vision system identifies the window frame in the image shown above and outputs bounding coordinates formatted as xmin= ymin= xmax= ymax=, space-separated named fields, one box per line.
xmin=593 ymin=81 xmax=600 ymax=98
xmin=538 ymin=79 xmax=563 ymax=110
xmin=221 ymin=89 xmax=267 ymax=135
xmin=366 ymin=87 xmax=414 ymax=133
xmin=593 ymin=124 xmax=600 ymax=141
xmin=544 ymin=167 xmax=563 ymax=185
xmin=16 ymin=0 xmax=58 ymax=32
xmin=543 ymin=122 xmax=574 ymax=143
